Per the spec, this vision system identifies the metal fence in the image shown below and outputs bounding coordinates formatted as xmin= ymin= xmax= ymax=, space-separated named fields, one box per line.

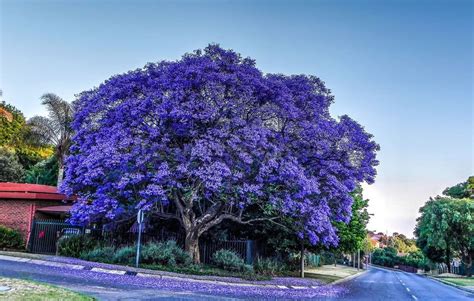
xmin=200 ymin=239 xmax=255 ymax=264
xmin=27 ymin=219 xmax=256 ymax=264
xmin=28 ymin=219 xmax=83 ymax=254
xmin=68 ymin=227 xmax=255 ymax=264
xmin=437 ymin=262 xmax=474 ymax=276
xmin=397 ymin=264 xmax=418 ymax=273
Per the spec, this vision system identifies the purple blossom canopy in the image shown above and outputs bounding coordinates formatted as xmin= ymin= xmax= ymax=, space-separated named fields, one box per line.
xmin=62 ymin=45 xmax=379 ymax=247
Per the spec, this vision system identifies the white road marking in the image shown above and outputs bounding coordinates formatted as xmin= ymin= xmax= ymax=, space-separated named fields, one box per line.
xmin=411 ymin=295 xmax=418 ymax=300
xmin=91 ymin=267 xmax=126 ymax=275
xmin=406 ymin=287 xmax=410 ymax=292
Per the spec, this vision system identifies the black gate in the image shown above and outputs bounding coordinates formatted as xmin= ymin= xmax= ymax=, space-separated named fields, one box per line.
xmin=200 ymin=240 xmax=255 ymax=264
xmin=29 ymin=219 xmax=83 ymax=254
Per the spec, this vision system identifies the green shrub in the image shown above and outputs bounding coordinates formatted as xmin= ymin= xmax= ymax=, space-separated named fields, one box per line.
xmin=113 ymin=246 xmax=137 ymax=265
xmin=372 ymin=248 xmax=397 ymax=267
xmin=211 ymin=249 xmax=248 ymax=272
xmin=57 ymin=234 xmax=96 ymax=258
xmin=0 ymin=225 xmax=23 ymax=249
xmin=141 ymin=240 xmax=191 ymax=267
xmin=254 ymin=257 xmax=286 ymax=276
xmin=80 ymin=246 xmax=115 ymax=263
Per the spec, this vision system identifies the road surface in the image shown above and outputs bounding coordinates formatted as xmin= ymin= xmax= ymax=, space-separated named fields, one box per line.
xmin=334 ymin=265 xmax=473 ymax=300
xmin=0 ymin=259 xmax=472 ymax=300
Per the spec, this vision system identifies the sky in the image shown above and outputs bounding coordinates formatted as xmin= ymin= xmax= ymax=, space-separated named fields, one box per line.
xmin=1 ymin=0 xmax=472 ymax=237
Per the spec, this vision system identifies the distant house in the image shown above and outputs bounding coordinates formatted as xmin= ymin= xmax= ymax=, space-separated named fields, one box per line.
xmin=368 ymin=231 xmax=387 ymax=248
xmin=0 ymin=183 xmax=73 ymax=246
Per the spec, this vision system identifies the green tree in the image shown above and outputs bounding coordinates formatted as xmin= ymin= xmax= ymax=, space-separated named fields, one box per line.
xmin=0 ymin=101 xmax=25 ymax=147
xmin=389 ymin=233 xmax=418 ymax=253
xmin=415 ymin=196 xmax=474 ymax=274
xmin=0 ymin=100 xmax=52 ymax=170
xmin=467 ymin=176 xmax=474 ymax=198
xmin=24 ymin=155 xmax=59 ymax=186
xmin=443 ymin=181 xmax=470 ymax=199
xmin=415 ymin=197 xmax=454 ymax=272
xmin=449 ymin=198 xmax=473 ymax=276
xmin=28 ymin=93 xmax=74 ymax=187
xmin=0 ymin=148 xmax=24 ymax=182
xmin=335 ymin=186 xmax=370 ymax=254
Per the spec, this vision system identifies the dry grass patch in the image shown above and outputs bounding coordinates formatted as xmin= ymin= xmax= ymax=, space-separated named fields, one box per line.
xmin=0 ymin=277 xmax=93 ymax=300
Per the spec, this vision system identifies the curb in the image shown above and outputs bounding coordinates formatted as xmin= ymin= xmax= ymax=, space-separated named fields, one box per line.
xmin=426 ymin=275 xmax=474 ymax=294
xmin=0 ymin=253 xmax=340 ymax=290
xmin=332 ymin=269 xmax=367 ymax=285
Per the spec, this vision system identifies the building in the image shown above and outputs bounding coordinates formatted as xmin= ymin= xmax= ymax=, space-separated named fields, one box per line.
xmin=368 ymin=231 xmax=387 ymax=249
xmin=0 ymin=183 xmax=73 ymax=246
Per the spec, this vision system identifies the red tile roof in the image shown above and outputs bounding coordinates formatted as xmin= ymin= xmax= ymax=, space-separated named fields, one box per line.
xmin=0 ymin=183 xmax=71 ymax=201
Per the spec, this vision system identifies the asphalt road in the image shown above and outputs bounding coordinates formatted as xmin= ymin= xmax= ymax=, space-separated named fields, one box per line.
xmin=334 ymin=266 xmax=474 ymax=301
xmin=0 ymin=259 xmax=472 ymax=300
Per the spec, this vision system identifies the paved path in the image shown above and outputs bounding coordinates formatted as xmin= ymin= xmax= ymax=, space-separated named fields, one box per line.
xmin=333 ymin=266 xmax=474 ymax=300
xmin=0 ymin=258 xmax=473 ymax=300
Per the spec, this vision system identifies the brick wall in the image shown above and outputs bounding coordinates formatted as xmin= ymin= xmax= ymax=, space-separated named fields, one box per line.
xmin=0 ymin=199 xmax=62 ymax=246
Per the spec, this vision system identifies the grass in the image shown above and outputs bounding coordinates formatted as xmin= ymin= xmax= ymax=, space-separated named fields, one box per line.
xmin=141 ymin=263 xmax=271 ymax=280
xmin=439 ymin=277 xmax=474 ymax=287
xmin=0 ymin=277 xmax=94 ymax=301
xmin=304 ymin=273 xmax=342 ymax=284
xmin=303 ymin=264 xmax=362 ymax=284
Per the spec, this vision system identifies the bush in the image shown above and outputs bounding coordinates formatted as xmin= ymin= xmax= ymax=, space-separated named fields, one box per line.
xmin=372 ymin=247 xmax=398 ymax=267
xmin=212 ymin=249 xmax=249 ymax=272
xmin=113 ymin=246 xmax=137 ymax=265
xmin=398 ymin=250 xmax=428 ymax=269
xmin=57 ymin=234 xmax=96 ymax=258
xmin=141 ymin=240 xmax=191 ymax=267
xmin=254 ymin=257 xmax=286 ymax=276
xmin=0 ymin=225 xmax=23 ymax=249
xmin=80 ymin=246 xmax=115 ymax=263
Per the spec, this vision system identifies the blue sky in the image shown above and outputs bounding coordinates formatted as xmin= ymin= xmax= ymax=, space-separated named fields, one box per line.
xmin=1 ymin=0 xmax=472 ymax=236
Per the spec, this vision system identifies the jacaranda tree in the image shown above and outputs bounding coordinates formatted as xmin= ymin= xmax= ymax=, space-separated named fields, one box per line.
xmin=63 ymin=45 xmax=379 ymax=262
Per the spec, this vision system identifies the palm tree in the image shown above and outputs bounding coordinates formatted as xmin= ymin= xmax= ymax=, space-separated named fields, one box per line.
xmin=28 ymin=93 xmax=74 ymax=187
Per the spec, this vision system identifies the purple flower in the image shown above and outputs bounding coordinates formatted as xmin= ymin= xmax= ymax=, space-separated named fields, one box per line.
xmin=62 ymin=44 xmax=379 ymax=248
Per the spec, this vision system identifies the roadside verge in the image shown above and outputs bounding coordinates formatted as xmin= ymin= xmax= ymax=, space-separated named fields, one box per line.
xmin=0 ymin=251 xmax=359 ymax=290
xmin=426 ymin=276 xmax=474 ymax=294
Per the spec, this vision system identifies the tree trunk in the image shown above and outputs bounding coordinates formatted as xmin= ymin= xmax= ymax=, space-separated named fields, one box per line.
xmin=446 ymin=245 xmax=451 ymax=273
xmin=57 ymin=166 xmax=64 ymax=188
xmin=57 ymin=155 xmax=64 ymax=188
xmin=184 ymin=231 xmax=200 ymax=264
xmin=463 ymin=253 xmax=473 ymax=277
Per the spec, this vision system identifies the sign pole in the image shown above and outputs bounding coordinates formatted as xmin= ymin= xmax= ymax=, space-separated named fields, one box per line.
xmin=135 ymin=209 xmax=144 ymax=268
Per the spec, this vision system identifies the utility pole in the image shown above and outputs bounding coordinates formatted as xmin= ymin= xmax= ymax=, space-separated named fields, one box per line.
xmin=135 ymin=209 xmax=144 ymax=268
xmin=357 ymin=249 xmax=360 ymax=271
xmin=300 ymin=241 xmax=305 ymax=278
